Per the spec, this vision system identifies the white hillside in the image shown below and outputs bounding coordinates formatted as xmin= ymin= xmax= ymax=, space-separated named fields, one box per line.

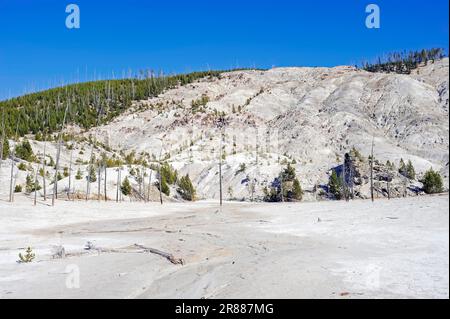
xmin=90 ymin=59 xmax=449 ymax=199
xmin=1 ymin=59 xmax=448 ymax=201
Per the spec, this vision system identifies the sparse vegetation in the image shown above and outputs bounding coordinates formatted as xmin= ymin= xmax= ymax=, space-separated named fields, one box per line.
xmin=264 ymin=164 xmax=303 ymax=202
xmin=14 ymin=185 xmax=23 ymax=193
xmin=15 ymin=139 xmax=34 ymax=161
xmin=18 ymin=247 xmax=35 ymax=263
xmin=26 ymin=174 xmax=41 ymax=193
xmin=362 ymin=48 xmax=446 ymax=74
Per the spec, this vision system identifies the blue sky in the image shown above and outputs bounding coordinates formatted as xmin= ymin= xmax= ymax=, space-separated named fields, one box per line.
xmin=0 ymin=0 xmax=448 ymax=100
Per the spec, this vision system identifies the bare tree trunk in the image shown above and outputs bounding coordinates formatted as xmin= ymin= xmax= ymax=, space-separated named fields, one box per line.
xmin=9 ymin=122 xmax=19 ymax=203
xmin=119 ymin=168 xmax=123 ymax=202
xmin=147 ymin=168 xmax=153 ymax=202
xmin=33 ymin=168 xmax=38 ymax=206
xmin=52 ymin=139 xmax=62 ymax=205
xmin=387 ymin=181 xmax=391 ymax=200
xmin=116 ymin=167 xmax=120 ymax=203
xmin=52 ymin=96 xmax=70 ymax=206
xmin=219 ymin=129 xmax=223 ymax=207
xmin=97 ymin=165 xmax=101 ymax=201
xmin=68 ymin=147 xmax=73 ymax=200
xmin=158 ymin=142 xmax=164 ymax=205
xmin=0 ymin=109 xmax=4 ymax=168
xmin=42 ymin=138 xmax=47 ymax=201
xmin=9 ymin=157 xmax=15 ymax=203
xmin=370 ymin=137 xmax=375 ymax=202
xmin=104 ymin=165 xmax=107 ymax=201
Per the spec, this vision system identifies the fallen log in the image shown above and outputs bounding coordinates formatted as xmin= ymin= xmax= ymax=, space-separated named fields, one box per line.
xmin=134 ymin=244 xmax=184 ymax=265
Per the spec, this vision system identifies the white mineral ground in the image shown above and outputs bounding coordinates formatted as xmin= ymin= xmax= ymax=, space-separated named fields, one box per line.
xmin=0 ymin=194 xmax=448 ymax=299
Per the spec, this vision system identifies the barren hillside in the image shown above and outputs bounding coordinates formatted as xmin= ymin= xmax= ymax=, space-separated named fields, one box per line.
xmin=91 ymin=59 xmax=449 ymax=200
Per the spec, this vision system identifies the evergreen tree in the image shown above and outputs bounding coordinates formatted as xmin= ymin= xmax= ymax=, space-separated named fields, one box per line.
xmin=121 ymin=177 xmax=132 ymax=196
xmin=406 ymin=160 xmax=416 ymax=180
xmin=88 ymin=165 xmax=97 ymax=183
xmin=292 ymin=178 xmax=304 ymax=201
xmin=0 ymin=70 xmax=230 ymax=138
xmin=25 ymin=174 xmax=41 ymax=193
xmin=328 ymin=170 xmax=342 ymax=200
xmin=177 ymin=174 xmax=196 ymax=201
xmin=399 ymin=158 xmax=407 ymax=176
xmin=158 ymin=175 xmax=170 ymax=196
xmin=422 ymin=169 xmax=444 ymax=194
xmin=1 ymin=136 xmax=9 ymax=159
xmin=15 ymin=139 xmax=34 ymax=161
xmin=75 ymin=168 xmax=83 ymax=180
xmin=264 ymin=164 xmax=303 ymax=202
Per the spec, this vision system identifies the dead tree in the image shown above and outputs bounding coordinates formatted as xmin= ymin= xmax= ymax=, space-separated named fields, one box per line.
xmin=68 ymin=146 xmax=73 ymax=200
xmin=97 ymin=164 xmax=102 ymax=201
xmin=116 ymin=167 xmax=121 ymax=203
xmin=33 ymin=167 xmax=38 ymax=206
xmin=216 ymin=117 xmax=226 ymax=207
xmin=86 ymin=91 xmax=104 ymax=201
xmin=370 ymin=137 xmax=375 ymax=202
xmin=158 ymin=146 xmax=163 ymax=205
xmin=41 ymin=105 xmax=49 ymax=201
xmin=104 ymin=165 xmax=107 ymax=201
xmin=147 ymin=166 xmax=153 ymax=202
xmin=9 ymin=121 xmax=19 ymax=203
xmin=0 ymin=108 xmax=5 ymax=168
xmin=52 ymin=96 xmax=70 ymax=206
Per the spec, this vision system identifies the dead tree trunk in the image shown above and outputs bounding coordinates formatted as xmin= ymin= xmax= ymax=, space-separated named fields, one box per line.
xmin=42 ymin=137 xmax=47 ymax=201
xmin=0 ymin=109 xmax=5 ymax=168
xmin=116 ymin=167 xmax=120 ymax=203
xmin=147 ymin=168 xmax=153 ymax=202
xmin=9 ymin=122 xmax=19 ymax=203
xmin=370 ymin=137 xmax=375 ymax=202
xmin=52 ymin=96 xmax=70 ymax=206
xmin=68 ymin=147 xmax=73 ymax=200
xmin=104 ymin=165 xmax=107 ymax=201
xmin=33 ymin=168 xmax=38 ymax=206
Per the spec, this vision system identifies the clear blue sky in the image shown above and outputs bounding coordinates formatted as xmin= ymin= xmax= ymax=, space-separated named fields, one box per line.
xmin=0 ymin=0 xmax=448 ymax=100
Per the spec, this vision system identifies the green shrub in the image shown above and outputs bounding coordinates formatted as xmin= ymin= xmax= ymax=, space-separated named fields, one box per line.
xmin=18 ymin=247 xmax=35 ymax=263
xmin=177 ymin=174 xmax=196 ymax=201
xmin=75 ymin=168 xmax=83 ymax=180
xmin=328 ymin=170 xmax=342 ymax=200
xmin=422 ymin=169 xmax=444 ymax=194
xmin=15 ymin=139 xmax=34 ymax=161
xmin=121 ymin=177 xmax=132 ymax=196
xmin=1 ymin=137 xmax=9 ymax=159
xmin=26 ymin=174 xmax=41 ymax=193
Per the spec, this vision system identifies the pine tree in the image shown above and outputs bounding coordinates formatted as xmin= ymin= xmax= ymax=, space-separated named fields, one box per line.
xmin=75 ymin=168 xmax=83 ymax=180
xmin=177 ymin=174 xmax=196 ymax=201
xmin=26 ymin=174 xmax=41 ymax=193
xmin=15 ymin=139 xmax=34 ymax=161
xmin=1 ymin=136 xmax=9 ymax=159
xmin=328 ymin=170 xmax=342 ymax=200
xmin=159 ymin=175 xmax=170 ymax=196
xmin=121 ymin=177 xmax=132 ymax=196
xmin=422 ymin=169 xmax=443 ymax=194
xmin=88 ymin=165 xmax=97 ymax=183
xmin=292 ymin=178 xmax=304 ymax=201
xmin=406 ymin=160 xmax=416 ymax=180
